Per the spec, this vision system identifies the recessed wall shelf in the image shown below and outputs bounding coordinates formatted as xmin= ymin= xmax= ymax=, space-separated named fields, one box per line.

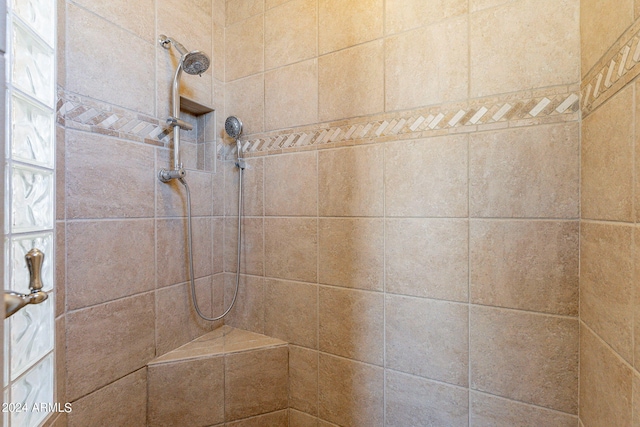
xmin=180 ymin=96 xmax=214 ymax=116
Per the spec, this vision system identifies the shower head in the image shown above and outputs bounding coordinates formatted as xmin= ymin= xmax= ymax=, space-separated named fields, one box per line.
xmin=225 ymin=116 xmax=243 ymax=140
xmin=159 ymin=35 xmax=210 ymax=76
xmin=182 ymin=51 xmax=210 ymax=76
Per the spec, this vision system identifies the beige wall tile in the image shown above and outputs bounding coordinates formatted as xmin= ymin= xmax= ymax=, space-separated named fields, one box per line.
xmin=225 ymin=346 xmax=289 ymax=421
xmin=55 ymin=316 xmax=66 ymax=404
xmin=318 ymin=41 xmax=384 ymax=122
xmin=225 ymin=74 xmax=264 ymax=134
xmin=470 ymin=391 xmax=579 ymax=427
xmin=266 ymin=0 xmax=289 ymax=9
xmin=148 ymin=357 xmax=224 ymax=427
xmin=290 ymin=409 xmax=319 ymax=427
xmin=65 ymin=130 xmax=155 ymax=219
xmin=213 ymin=218 xmax=224 ymax=274
xmin=580 ymin=325 xmax=633 ymax=427
xmin=225 ymin=156 xmax=263 ymax=217
xmin=319 ymin=287 xmax=384 ymax=365
xmin=318 ymin=354 xmax=384 ymax=427
xmin=470 ymin=306 xmax=578 ymax=413
xmin=470 ymin=220 xmax=579 ymax=316
xmin=226 ymin=0 xmax=264 ymax=25
xmin=156 ymin=157 xmax=214 ymax=217
xmin=583 ymin=85 xmax=634 ymax=222
xmin=318 ymin=0 xmax=382 ymax=54
xmin=69 ymin=369 xmax=147 ymax=427
xmin=386 ymin=370 xmax=469 ymax=427
xmin=224 ymin=273 xmax=265 ymax=334
xmin=469 ymin=123 xmax=579 ymax=218
xmin=318 ymin=218 xmax=383 ymax=291
xmin=66 ymin=293 xmax=155 ymax=401
xmin=71 ymin=0 xmax=155 ymax=42
xmin=55 ymin=223 xmax=65 ymax=317
xmin=264 ymin=218 xmax=317 ymax=282
xmin=66 ymin=4 xmax=155 ymax=115
xmin=386 ymin=219 xmax=468 ymax=302
xmin=66 ymin=220 xmax=155 ymax=310
xmin=265 ymin=0 xmax=317 ymax=70
xmin=265 ymin=151 xmax=318 ymax=216
xmin=469 ymin=0 xmax=512 ymax=12
xmin=264 ymin=278 xmax=318 ymax=348
xmin=581 ymin=221 xmax=634 ymax=363
xmin=633 ymin=372 xmax=640 ymax=426
xmin=225 ymin=15 xmax=264 ymax=81
xmin=224 ymin=217 xmax=264 ymax=276
xmin=56 ymin=126 xmax=65 ymax=221
xmin=290 ymin=346 xmax=319 ymax=415
xmin=470 ymin=0 xmax=579 ymax=97
xmin=318 ymin=145 xmax=384 ymax=217
xmin=227 ymin=411 xmax=289 ymax=427
xmin=385 ymin=135 xmax=468 ymax=217
xmin=581 ymin=0 xmax=634 ymax=76
xmin=386 ymin=17 xmax=468 ymax=111
xmin=265 ymin=59 xmax=318 ymax=131
xmin=386 ymin=295 xmax=469 ymax=387
xmin=213 ymin=23 xmax=225 ymax=81
xmin=385 ymin=0 xmax=467 ymax=34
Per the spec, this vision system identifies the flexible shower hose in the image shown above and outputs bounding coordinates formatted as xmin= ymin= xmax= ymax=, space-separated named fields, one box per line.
xmin=179 ymin=165 xmax=243 ymax=321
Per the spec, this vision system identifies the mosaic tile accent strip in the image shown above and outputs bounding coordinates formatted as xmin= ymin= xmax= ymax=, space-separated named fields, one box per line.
xmin=582 ymin=17 xmax=640 ymax=117
xmin=56 ymin=89 xmax=171 ymax=146
xmin=234 ymin=87 xmax=579 ymax=158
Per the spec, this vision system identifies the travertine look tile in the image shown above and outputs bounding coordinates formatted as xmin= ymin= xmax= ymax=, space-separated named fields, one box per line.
xmin=470 ymin=391 xmax=578 ymax=427
xmin=55 ymin=316 xmax=66 ymax=405
xmin=385 ymin=135 xmax=468 ymax=217
xmin=319 ymin=353 xmax=384 ymax=427
xmin=318 ymin=145 xmax=384 ymax=217
xmin=386 ymin=17 xmax=468 ymax=110
xmin=225 ymin=156 xmax=263 ymax=217
xmin=470 ymin=220 xmax=579 ymax=315
xmin=386 ymin=219 xmax=468 ymax=302
xmin=290 ymin=346 xmax=319 ymax=415
xmin=265 ymin=279 xmax=318 ymax=348
xmin=265 ymin=0 xmax=317 ymax=69
xmin=66 ymin=4 xmax=155 ymax=114
xmin=225 ymin=74 xmax=265 ymax=134
xmin=470 ymin=0 xmax=579 ymax=97
xmin=227 ymin=410 xmax=289 ymax=427
xmin=224 ymin=217 xmax=264 ymax=276
xmin=56 ymin=126 xmax=65 ymax=220
xmin=633 ymin=372 xmax=640 ymax=426
xmin=318 ymin=218 xmax=383 ymax=291
xmin=225 ymin=14 xmax=264 ymax=81
xmin=264 ymin=218 xmax=317 ymax=282
xmin=469 ymin=0 xmax=512 ymax=11
xmin=213 ymin=23 xmax=225 ymax=81
xmin=580 ymin=325 xmax=632 ymax=427
xmin=386 ymin=370 xmax=469 ymax=427
xmin=156 ymin=155 xmax=214 ymax=217
xmin=55 ymin=223 xmax=65 ymax=317
xmin=581 ymin=0 xmax=634 ymax=76
xmin=213 ymin=218 xmax=224 ymax=274
xmin=581 ymin=221 xmax=634 ymax=363
xmin=265 ymin=151 xmax=318 ymax=216
xmin=68 ymin=369 xmax=147 ymax=427
xmin=290 ymin=409 xmax=318 ymax=427
xmin=470 ymin=306 xmax=578 ymax=413
xmin=385 ymin=0 xmax=467 ymax=34
xmin=72 ymin=0 xmax=155 ymax=41
xmin=66 ymin=130 xmax=155 ymax=219
xmin=224 ymin=273 xmax=265 ymax=334
xmin=66 ymin=220 xmax=155 ymax=310
xmin=226 ymin=0 xmax=264 ymax=25
xmin=469 ymin=123 xmax=579 ymax=218
xmin=66 ymin=293 xmax=155 ymax=401
xmin=265 ymin=59 xmax=319 ymax=130
xmin=318 ymin=41 xmax=384 ymax=122
xmin=148 ymin=357 xmax=224 ymax=427
xmin=386 ymin=294 xmax=469 ymax=386
xmin=582 ymin=85 xmax=634 ymax=222
xmin=318 ymin=0 xmax=382 ymax=54
xmin=319 ymin=287 xmax=384 ymax=365
xmin=225 ymin=346 xmax=289 ymax=421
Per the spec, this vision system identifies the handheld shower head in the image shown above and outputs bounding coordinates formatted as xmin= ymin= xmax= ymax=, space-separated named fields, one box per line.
xmin=225 ymin=116 xmax=243 ymax=140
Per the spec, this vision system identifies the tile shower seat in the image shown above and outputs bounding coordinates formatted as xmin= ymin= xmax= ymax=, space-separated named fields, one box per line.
xmin=147 ymin=326 xmax=289 ymax=427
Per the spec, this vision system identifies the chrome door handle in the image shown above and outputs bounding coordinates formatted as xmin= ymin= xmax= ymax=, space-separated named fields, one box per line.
xmin=4 ymin=248 xmax=48 ymax=318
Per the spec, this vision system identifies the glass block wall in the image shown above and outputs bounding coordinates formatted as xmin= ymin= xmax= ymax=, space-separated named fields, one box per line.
xmin=4 ymin=0 xmax=56 ymax=425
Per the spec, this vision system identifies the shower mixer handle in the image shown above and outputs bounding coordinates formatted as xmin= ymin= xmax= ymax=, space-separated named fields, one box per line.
xmin=4 ymin=248 xmax=49 ymax=318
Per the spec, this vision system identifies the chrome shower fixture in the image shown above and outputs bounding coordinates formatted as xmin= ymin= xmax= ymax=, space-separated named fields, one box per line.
xmin=225 ymin=116 xmax=246 ymax=169
xmin=158 ymin=35 xmax=211 ymax=183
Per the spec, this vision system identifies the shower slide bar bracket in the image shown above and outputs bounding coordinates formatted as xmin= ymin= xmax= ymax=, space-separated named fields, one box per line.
xmin=4 ymin=248 xmax=48 ymax=318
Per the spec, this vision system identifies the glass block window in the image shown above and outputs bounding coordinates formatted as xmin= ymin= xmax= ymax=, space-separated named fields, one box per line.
xmin=4 ymin=0 xmax=56 ymax=425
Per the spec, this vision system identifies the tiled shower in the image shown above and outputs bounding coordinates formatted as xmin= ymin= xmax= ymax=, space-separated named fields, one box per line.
xmin=2 ymin=0 xmax=639 ymax=425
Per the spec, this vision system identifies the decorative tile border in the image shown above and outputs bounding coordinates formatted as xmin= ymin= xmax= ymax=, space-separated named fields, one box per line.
xmin=582 ymin=17 xmax=640 ymax=117
xmin=236 ymin=87 xmax=579 ymax=158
